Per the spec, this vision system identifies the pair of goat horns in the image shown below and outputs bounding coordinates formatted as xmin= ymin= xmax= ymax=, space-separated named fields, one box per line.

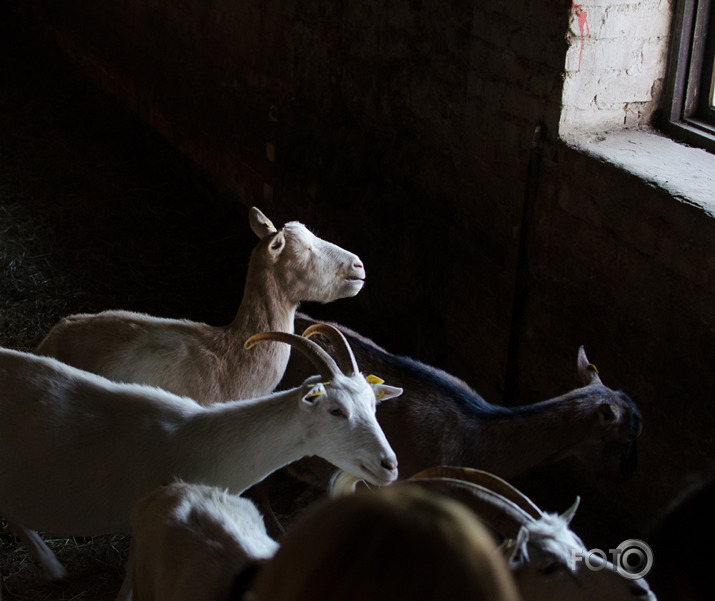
xmin=244 ymin=323 xmax=359 ymax=381
xmin=402 ymin=467 xmax=546 ymax=541
xmin=404 ymin=466 xmax=581 ymax=543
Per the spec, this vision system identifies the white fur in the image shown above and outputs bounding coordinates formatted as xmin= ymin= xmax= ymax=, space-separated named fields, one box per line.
xmin=0 ymin=345 xmax=399 ymax=597
xmin=130 ymin=481 xmax=277 ymax=601
xmin=396 ymin=470 xmax=655 ymax=601
xmin=503 ymin=503 xmax=657 ymax=600
xmin=36 ymin=207 xmax=366 ymax=405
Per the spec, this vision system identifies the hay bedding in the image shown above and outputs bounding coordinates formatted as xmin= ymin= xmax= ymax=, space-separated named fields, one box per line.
xmin=0 ymin=14 xmax=260 ymax=601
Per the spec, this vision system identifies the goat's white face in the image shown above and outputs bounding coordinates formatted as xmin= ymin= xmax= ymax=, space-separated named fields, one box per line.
xmin=297 ymin=374 xmax=400 ymax=487
xmin=276 ymin=223 xmax=365 ymax=302
xmin=507 ymin=511 xmax=655 ymax=601
xmin=250 ymin=207 xmax=365 ymax=303
xmin=511 ymin=549 xmax=656 ymax=600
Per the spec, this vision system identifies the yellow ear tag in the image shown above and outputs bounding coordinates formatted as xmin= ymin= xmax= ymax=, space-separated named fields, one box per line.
xmin=306 ymin=383 xmax=329 ymax=399
xmin=589 ymin=363 xmax=599 ymax=374
xmin=366 ymin=375 xmax=386 ymax=401
xmin=498 ymin=538 xmax=516 ymax=554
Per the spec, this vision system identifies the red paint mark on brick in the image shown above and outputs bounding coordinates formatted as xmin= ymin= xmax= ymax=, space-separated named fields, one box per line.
xmin=571 ymin=2 xmax=590 ymax=72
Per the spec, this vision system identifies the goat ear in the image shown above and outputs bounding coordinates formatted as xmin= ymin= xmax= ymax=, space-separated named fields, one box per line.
xmin=506 ymin=527 xmax=530 ymax=568
xmin=249 ymin=206 xmax=278 ymax=239
xmin=577 ymin=346 xmax=603 ymax=386
xmin=301 ymin=382 xmax=327 ymax=406
xmin=370 ymin=382 xmax=403 ymax=404
xmin=267 ymin=231 xmax=286 ymax=258
xmin=560 ymin=496 xmax=580 ymax=525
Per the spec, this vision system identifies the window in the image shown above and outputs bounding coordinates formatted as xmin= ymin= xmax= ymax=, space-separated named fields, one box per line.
xmin=663 ymin=0 xmax=715 ymax=153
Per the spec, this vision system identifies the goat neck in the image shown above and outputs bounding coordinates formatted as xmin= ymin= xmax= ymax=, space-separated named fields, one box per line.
xmin=460 ymin=386 xmax=608 ymax=479
xmin=177 ymin=390 xmax=309 ymax=495
xmin=221 ymin=258 xmax=297 ymax=398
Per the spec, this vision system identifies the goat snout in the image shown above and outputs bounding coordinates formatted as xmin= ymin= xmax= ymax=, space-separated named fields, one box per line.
xmin=379 ymin=454 xmax=399 ymax=483
xmin=344 ymin=254 xmax=365 ymax=278
xmin=348 ymin=266 xmax=365 ymax=281
xmin=381 ymin=457 xmax=398 ymax=473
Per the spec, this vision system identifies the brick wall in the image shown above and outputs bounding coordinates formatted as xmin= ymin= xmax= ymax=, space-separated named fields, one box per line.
xmin=518 ymin=144 xmax=715 ymax=534
xmin=9 ymin=0 xmax=571 ymax=400
xmin=7 ymin=0 xmax=715 ymax=535
xmin=561 ymin=0 xmax=671 ymax=134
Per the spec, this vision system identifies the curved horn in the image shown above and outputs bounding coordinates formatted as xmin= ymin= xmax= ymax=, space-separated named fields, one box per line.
xmin=245 ymin=332 xmax=340 ymax=381
xmin=301 ymin=323 xmax=360 ymax=377
xmin=577 ymin=346 xmax=603 ymax=386
xmin=560 ymin=496 xmax=580 ymax=525
xmin=410 ymin=467 xmax=543 ymax=521
xmin=395 ymin=477 xmax=536 ymax=541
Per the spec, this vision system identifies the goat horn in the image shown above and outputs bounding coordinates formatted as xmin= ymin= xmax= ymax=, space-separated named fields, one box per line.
xmin=245 ymin=332 xmax=340 ymax=381
xmin=395 ymin=477 xmax=535 ymax=541
xmin=410 ymin=467 xmax=543 ymax=521
xmin=577 ymin=346 xmax=603 ymax=386
xmin=560 ymin=496 xmax=580 ymax=525
xmin=301 ymin=323 xmax=360 ymax=377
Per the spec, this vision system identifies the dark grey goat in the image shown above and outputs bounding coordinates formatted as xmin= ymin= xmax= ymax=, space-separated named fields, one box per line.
xmin=275 ymin=313 xmax=642 ymax=490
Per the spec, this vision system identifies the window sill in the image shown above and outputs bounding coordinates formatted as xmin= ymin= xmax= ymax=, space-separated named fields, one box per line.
xmin=561 ymin=129 xmax=715 ymax=218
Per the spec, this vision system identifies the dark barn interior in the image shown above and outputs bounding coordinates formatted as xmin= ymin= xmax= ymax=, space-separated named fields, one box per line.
xmin=1 ymin=1 xmax=714 ymax=600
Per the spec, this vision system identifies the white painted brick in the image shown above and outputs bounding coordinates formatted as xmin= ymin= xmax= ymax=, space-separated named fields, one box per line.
xmin=568 ymin=1 xmax=670 ymax=39
xmin=564 ymin=43 xmax=585 ymax=74
xmin=580 ymin=38 xmax=665 ymax=76
xmin=559 ymin=103 xmax=627 ymax=134
xmin=562 ymin=74 xmax=599 ymax=108
xmin=561 ymin=0 xmax=671 ymax=135
xmin=602 ymin=3 xmax=671 ymax=37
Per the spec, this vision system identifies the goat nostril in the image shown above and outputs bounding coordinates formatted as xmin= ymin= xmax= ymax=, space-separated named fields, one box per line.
xmin=353 ymin=261 xmax=364 ymax=271
xmin=381 ymin=459 xmax=396 ymax=472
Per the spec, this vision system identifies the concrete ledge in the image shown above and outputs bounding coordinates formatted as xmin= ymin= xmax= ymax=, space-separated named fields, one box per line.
xmin=563 ymin=129 xmax=715 ymax=218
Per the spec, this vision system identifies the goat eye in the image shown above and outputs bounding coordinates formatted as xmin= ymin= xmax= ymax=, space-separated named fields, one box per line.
xmin=329 ymin=407 xmax=345 ymax=418
xmin=541 ymin=559 xmax=559 ymax=575
xmin=599 ymin=404 xmax=617 ymax=422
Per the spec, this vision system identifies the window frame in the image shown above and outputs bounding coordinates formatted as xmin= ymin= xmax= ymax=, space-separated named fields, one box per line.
xmin=663 ymin=0 xmax=715 ymax=154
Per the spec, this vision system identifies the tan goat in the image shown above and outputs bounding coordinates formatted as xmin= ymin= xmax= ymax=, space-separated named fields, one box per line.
xmin=36 ymin=207 xmax=365 ymax=404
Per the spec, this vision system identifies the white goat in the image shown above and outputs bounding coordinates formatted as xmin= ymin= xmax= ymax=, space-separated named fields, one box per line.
xmin=35 ymin=207 xmax=366 ymax=405
xmin=0 ymin=325 xmax=400 ymax=599
xmin=403 ymin=467 xmax=656 ymax=601
xmin=130 ymin=481 xmax=277 ymax=601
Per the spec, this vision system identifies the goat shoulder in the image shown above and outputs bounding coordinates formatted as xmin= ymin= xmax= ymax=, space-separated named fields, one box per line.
xmin=131 ymin=481 xmax=277 ymax=601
